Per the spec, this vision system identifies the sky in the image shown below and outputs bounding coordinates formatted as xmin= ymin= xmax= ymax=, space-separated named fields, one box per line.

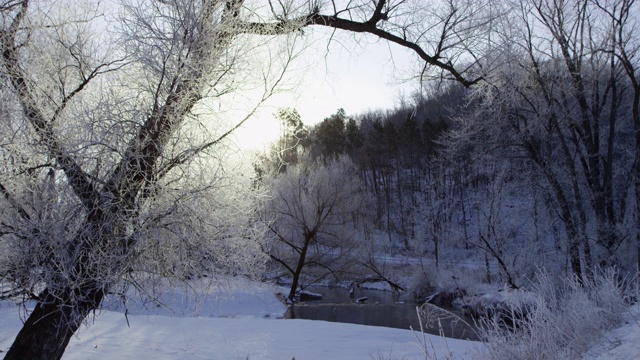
xmin=284 ymin=28 xmax=419 ymax=123
xmin=82 ymin=0 xmax=419 ymax=151
xmin=234 ymin=27 xmax=421 ymax=150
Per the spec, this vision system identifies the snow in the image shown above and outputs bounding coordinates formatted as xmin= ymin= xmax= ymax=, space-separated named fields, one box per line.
xmin=2 ymin=278 xmax=640 ymax=359
xmin=582 ymin=304 xmax=640 ymax=360
xmin=0 ymin=279 xmax=481 ymax=359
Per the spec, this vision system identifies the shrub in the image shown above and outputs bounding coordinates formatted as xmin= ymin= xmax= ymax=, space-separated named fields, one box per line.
xmin=475 ymin=268 xmax=632 ymax=360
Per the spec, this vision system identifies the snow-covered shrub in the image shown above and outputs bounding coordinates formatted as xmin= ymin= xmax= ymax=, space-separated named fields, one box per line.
xmin=475 ymin=269 xmax=631 ymax=360
xmin=463 ymin=287 xmax=536 ymax=325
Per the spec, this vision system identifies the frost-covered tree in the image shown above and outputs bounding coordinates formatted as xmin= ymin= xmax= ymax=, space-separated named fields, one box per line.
xmin=0 ymin=1 xmax=299 ymax=358
xmin=261 ymin=155 xmax=368 ymax=301
xmin=454 ymin=0 xmax=640 ymax=278
xmin=597 ymin=0 xmax=640 ymax=272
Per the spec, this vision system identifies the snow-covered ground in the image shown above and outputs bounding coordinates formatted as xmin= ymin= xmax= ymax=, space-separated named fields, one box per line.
xmin=582 ymin=304 xmax=640 ymax=360
xmin=0 ymin=279 xmax=480 ymax=359
xmin=2 ymin=278 xmax=638 ymax=359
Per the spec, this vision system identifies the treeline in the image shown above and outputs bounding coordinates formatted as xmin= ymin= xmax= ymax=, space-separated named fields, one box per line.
xmin=258 ymin=95 xmax=447 ymax=236
xmin=308 ymin=89 xmax=461 ymax=248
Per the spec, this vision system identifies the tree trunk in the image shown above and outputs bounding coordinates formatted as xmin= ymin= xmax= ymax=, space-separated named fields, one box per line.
xmin=4 ymin=288 xmax=103 ymax=360
xmin=287 ymin=233 xmax=313 ymax=301
xmin=632 ymin=93 xmax=640 ymax=275
xmin=635 ymin=148 xmax=640 ymax=275
xmin=433 ymin=235 xmax=439 ymax=269
xmin=288 ymin=270 xmax=301 ymax=302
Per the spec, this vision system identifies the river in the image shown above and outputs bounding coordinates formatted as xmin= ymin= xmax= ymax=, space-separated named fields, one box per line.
xmin=284 ymin=286 xmax=479 ymax=341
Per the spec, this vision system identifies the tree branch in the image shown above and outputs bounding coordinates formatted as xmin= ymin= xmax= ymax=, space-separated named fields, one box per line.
xmin=0 ymin=2 xmax=100 ymax=210
xmin=0 ymin=182 xmax=31 ymax=221
xmin=367 ymin=0 xmax=388 ymax=25
xmin=238 ymin=9 xmax=481 ymax=87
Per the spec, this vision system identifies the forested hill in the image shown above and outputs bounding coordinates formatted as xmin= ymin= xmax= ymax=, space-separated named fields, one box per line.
xmin=258 ymin=67 xmax=638 ymax=290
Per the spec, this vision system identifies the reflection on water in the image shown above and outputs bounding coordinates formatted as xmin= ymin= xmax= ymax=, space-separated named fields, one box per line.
xmin=284 ymin=286 xmax=479 ymax=341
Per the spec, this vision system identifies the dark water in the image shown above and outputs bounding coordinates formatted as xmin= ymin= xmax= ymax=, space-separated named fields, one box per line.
xmin=284 ymin=286 xmax=479 ymax=341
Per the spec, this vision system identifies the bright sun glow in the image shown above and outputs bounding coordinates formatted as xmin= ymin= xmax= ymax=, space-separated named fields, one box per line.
xmin=234 ymin=110 xmax=282 ymax=151
xmin=231 ymin=28 xmax=419 ymax=151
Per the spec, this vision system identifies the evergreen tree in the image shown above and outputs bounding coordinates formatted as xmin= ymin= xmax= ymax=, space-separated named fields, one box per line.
xmin=313 ymin=108 xmax=347 ymax=157
xmin=273 ymin=108 xmax=308 ymax=171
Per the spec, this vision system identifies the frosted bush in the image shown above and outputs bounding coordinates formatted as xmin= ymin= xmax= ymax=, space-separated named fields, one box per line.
xmin=475 ymin=269 xmax=632 ymax=360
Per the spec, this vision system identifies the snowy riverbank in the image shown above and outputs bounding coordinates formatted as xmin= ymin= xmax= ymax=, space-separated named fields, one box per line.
xmin=1 ymin=277 xmax=638 ymax=359
xmin=0 ymin=279 xmax=480 ymax=359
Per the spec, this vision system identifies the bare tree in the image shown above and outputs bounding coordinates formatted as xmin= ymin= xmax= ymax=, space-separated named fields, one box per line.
xmin=594 ymin=0 xmax=640 ymax=272
xmin=261 ymin=155 xmax=368 ymax=302
xmin=453 ymin=0 xmax=639 ymax=279
xmin=0 ymin=1 xmax=302 ymax=358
